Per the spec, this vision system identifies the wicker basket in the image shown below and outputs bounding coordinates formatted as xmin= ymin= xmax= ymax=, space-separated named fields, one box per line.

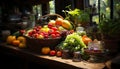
xmin=25 ymin=14 xmax=64 ymax=54
xmin=25 ymin=36 xmax=62 ymax=54
xmin=38 ymin=14 xmax=64 ymax=26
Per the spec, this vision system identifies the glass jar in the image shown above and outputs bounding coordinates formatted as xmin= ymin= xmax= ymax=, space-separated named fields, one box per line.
xmin=72 ymin=51 xmax=82 ymax=62
xmin=2 ymin=30 xmax=11 ymax=41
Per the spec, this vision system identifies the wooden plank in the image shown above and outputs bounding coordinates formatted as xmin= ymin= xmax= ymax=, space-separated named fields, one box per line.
xmin=0 ymin=43 xmax=107 ymax=69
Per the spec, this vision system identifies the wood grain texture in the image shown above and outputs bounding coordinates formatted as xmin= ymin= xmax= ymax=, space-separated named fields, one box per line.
xmin=0 ymin=43 xmax=108 ymax=69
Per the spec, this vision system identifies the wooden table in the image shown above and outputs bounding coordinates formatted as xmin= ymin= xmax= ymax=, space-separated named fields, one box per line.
xmin=0 ymin=43 xmax=111 ymax=69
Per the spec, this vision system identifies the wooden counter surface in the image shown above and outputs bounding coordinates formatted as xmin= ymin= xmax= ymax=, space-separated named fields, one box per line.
xmin=0 ymin=43 xmax=110 ymax=69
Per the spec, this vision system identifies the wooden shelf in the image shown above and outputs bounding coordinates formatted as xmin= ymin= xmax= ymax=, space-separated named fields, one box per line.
xmin=0 ymin=43 xmax=110 ymax=69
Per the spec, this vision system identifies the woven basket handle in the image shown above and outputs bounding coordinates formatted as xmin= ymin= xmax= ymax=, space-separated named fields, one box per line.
xmin=39 ymin=14 xmax=64 ymax=26
xmin=40 ymin=14 xmax=64 ymax=20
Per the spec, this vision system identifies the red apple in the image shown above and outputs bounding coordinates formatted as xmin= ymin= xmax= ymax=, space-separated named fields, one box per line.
xmin=48 ymin=20 xmax=56 ymax=27
xmin=51 ymin=34 xmax=56 ymax=38
xmin=48 ymin=29 xmax=55 ymax=34
xmin=51 ymin=27 xmax=58 ymax=31
xmin=56 ymin=34 xmax=61 ymax=37
xmin=48 ymin=23 xmax=53 ymax=29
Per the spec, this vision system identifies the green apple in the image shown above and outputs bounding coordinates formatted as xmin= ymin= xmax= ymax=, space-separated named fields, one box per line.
xmin=58 ymin=26 xmax=66 ymax=31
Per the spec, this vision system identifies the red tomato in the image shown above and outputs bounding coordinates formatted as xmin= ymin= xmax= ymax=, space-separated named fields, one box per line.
xmin=56 ymin=51 xmax=62 ymax=57
xmin=49 ymin=50 xmax=56 ymax=56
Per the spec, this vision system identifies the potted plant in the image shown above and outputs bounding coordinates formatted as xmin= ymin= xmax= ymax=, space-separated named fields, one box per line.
xmin=98 ymin=2 xmax=120 ymax=55
xmin=63 ymin=6 xmax=90 ymax=30
xmin=78 ymin=10 xmax=90 ymax=28
xmin=98 ymin=16 xmax=120 ymax=54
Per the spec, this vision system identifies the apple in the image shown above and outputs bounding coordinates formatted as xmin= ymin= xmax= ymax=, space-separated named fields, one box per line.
xmin=56 ymin=34 xmax=61 ymax=37
xmin=48 ymin=29 xmax=54 ymax=34
xmin=37 ymin=26 xmax=42 ymax=29
xmin=49 ymin=50 xmax=56 ymax=56
xmin=58 ymin=26 xmax=66 ymax=31
xmin=44 ymin=34 xmax=49 ymax=38
xmin=48 ymin=23 xmax=53 ymax=29
xmin=54 ymin=31 xmax=60 ymax=34
xmin=33 ymin=33 xmax=39 ymax=38
xmin=48 ymin=20 xmax=56 ymax=26
xmin=32 ymin=29 xmax=37 ymax=34
xmin=51 ymin=34 xmax=56 ymax=38
xmin=28 ymin=31 xmax=33 ymax=37
xmin=51 ymin=27 xmax=58 ymax=31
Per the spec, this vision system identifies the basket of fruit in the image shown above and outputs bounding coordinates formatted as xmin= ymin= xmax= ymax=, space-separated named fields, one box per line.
xmin=23 ymin=14 xmax=74 ymax=54
xmin=23 ymin=25 xmax=63 ymax=54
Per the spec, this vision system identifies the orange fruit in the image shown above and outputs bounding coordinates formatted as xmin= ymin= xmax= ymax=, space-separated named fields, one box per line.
xmin=55 ymin=18 xmax=63 ymax=26
xmin=19 ymin=43 xmax=26 ymax=48
xmin=17 ymin=36 xmax=26 ymax=44
xmin=56 ymin=51 xmax=62 ymax=57
xmin=12 ymin=40 xmax=20 ymax=46
xmin=82 ymin=35 xmax=92 ymax=45
xmin=6 ymin=35 xmax=16 ymax=44
xmin=41 ymin=47 xmax=51 ymax=55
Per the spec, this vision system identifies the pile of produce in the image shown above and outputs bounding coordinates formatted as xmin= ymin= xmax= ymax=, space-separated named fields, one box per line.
xmin=58 ymin=33 xmax=88 ymax=54
xmin=6 ymin=35 xmax=26 ymax=48
xmin=23 ymin=18 xmax=74 ymax=39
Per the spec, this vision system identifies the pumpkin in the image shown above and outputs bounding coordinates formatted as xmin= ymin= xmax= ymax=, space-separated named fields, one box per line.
xmin=82 ymin=35 xmax=92 ymax=45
